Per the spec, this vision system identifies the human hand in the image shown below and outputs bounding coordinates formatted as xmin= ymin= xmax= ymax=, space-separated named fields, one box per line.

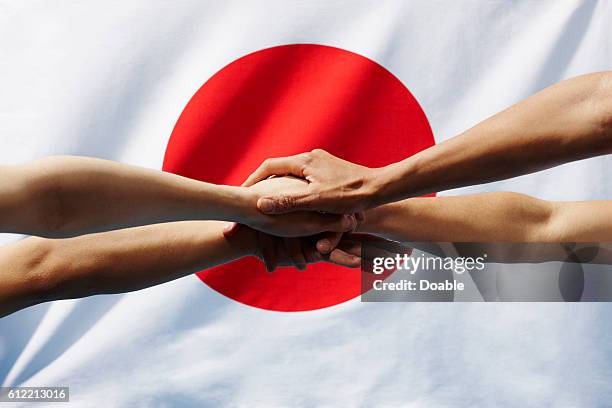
xmin=242 ymin=149 xmax=382 ymax=214
xmin=251 ymin=232 xmax=405 ymax=272
xmin=251 ymin=232 xmax=362 ymax=272
xmin=236 ymin=175 xmax=358 ymax=237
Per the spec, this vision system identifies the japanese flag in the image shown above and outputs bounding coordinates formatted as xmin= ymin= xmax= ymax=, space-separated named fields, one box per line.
xmin=1 ymin=1 xmax=611 ymax=406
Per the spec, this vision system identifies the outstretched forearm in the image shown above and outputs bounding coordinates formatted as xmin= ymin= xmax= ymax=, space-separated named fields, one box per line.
xmin=359 ymin=192 xmax=612 ymax=242
xmin=0 ymin=156 xmax=249 ymax=237
xmin=375 ymin=72 xmax=612 ymax=204
xmin=0 ymin=221 xmax=256 ymax=317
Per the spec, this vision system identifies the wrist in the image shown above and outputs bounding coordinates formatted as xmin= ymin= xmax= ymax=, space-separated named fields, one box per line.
xmin=215 ymin=186 xmax=259 ymax=224
xmin=229 ymin=187 xmax=261 ymax=226
xmin=365 ymin=166 xmax=397 ymax=208
xmin=369 ymin=158 xmax=420 ymax=207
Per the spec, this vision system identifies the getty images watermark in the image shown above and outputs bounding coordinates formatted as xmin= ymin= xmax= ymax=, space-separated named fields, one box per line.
xmin=371 ymin=251 xmax=487 ymax=292
xmin=360 ymin=241 xmax=612 ymax=302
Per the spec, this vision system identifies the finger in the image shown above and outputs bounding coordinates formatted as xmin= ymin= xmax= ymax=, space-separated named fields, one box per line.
xmin=303 ymin=242 xmax=324 ymax=264
xmin=340 ymin=235 xmax=404 ymax=266
xmin=243 ymin=155 xmax=308 ymax=187
xmin=316 ymin=232 xmax=343 ymax=254
xmin=259 ymin=233 xmax=278 ymax=272
xmin=327 ymin=248 xmax=361 ymax=268
xmin=336 ymin=239 xmax=362 ymax=257
xmin=350 ymin=234 xmax=409 ymax=258
xmin=284 ymin=238 xmax=307 ymax=271
xmin=222 ymin=222 xmax=241 ymax=237
xmin=355 ymin=211 xmax=366 ymax=224
xmin=257 ymin=191 xmax=314 ymax=214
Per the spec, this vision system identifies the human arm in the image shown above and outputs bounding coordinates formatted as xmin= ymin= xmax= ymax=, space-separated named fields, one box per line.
xmin=357 ymin=192 xmax=612 ymax=242
xmin=0 ymin=221 xmax=361 ymax=318
xmin=0 ymin=156 xmax=354 ymax=237
xmin=242 ymin=72 xmax=612 ymax=214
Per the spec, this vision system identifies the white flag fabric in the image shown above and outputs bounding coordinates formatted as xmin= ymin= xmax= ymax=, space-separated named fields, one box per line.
xmin=1 ymin=1 xmax=612 ymax=406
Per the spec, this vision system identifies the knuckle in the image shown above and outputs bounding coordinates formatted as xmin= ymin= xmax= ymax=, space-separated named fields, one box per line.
xmin=311 ymin=148 xmax=326 ymax=155
xmin=302 ymin=152 xmax=314 ymax=164
xmin=277 ymin=196 xmax=295 ymax=211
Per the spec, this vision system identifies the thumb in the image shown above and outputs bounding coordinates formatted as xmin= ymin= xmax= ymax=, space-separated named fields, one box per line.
xmin=257 ymin=193 xmax=312 ymax=214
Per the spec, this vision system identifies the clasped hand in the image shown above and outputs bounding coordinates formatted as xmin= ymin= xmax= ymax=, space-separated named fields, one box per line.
xmin=228 ymin=151 xmax=378 ymax=271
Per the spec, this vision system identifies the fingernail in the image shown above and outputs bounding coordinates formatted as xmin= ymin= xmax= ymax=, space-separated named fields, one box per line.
xmin=318 ymin=239 xmax=331 ymax=253
xmin=223 ymin=222 xmax=232 ymax=232
xmin=258 ymin=198 xmax=275 ymax=213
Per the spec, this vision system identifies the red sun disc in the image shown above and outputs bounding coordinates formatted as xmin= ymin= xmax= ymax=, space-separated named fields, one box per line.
xmin=163 ymin=44 xmax=434 ymax=312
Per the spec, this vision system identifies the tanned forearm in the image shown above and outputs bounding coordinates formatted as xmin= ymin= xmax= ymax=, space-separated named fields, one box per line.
xmin=0 ymin=221 xmax=256 ymax=317
xmin=359 ymin=193 xmax=612 ymax=243
xmin=0 ymin=156 xmax=247 ymax=237
xmin=375 ymin=72 xmax=612 ymax=204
